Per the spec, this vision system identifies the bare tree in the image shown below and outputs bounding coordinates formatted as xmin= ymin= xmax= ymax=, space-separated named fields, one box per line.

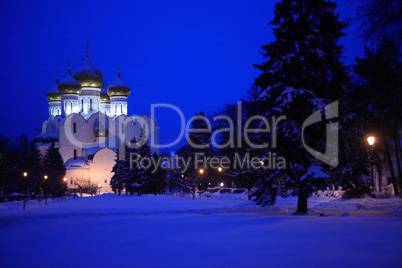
xmin=358 ymin=0 xmax=402 ymax=45
xmin=73 ymin=177 xmax=97 ymax=197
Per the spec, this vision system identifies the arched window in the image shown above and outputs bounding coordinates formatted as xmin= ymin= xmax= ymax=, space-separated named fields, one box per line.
xmin=121 ymin=104 xmax=123 ymax=113
xmin=70 ymin=102 xmax=73 ymax=112
xmin=81 ymin=99 xmax=84 ymax=112
xmin=73 ymin=122 xmax=76 ymax=133
xmin=115 ymin=104 xmax=117 ymax=114
xmin=73 ymin=149 xmax=77 ymax=160
xmin=90 ymin=99 xmax=93 ymax=111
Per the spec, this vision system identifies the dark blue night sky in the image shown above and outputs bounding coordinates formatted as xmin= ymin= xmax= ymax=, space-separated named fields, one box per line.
xmin=0 ymin=0 xmax=363 ymax=153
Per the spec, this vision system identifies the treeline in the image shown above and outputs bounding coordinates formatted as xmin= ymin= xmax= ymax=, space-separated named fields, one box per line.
xmin=110 ymin=139 xmax=167 ymax=196
xmin=0 ymin=135 xmax=66 ymax=208
xmin=170 ymin=0 xmax=402 ymax=213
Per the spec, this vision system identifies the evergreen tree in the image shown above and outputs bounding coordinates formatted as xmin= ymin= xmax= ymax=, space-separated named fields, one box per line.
xmin=126 ymin=138 xmax=143 ymax=195
xmin=353 ymin=37 xmax=402 ymax=194
xmin=149 ymin=152 xmax=167 ymax=195
xmin=137 ymin=139 xmax=153 ymax=194
xmin=252 ymin=0 xmax=348 ymax=213
xmin=42 ymin=142 xmax=66 ymax=197
xmin=110 ymin=144 xmax=126 ymax=195
xmin=24 ymin=141 xmax=43 ymax=193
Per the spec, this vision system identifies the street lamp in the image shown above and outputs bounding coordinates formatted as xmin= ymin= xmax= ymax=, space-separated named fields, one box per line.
xmin=367 ymin=136 xmax=375 ymax=146
xmin=44 ymin=175 xmax=48 ymax=180
xmin=218 ymin=167 xmax=222 ymax=172
xmin=367 ymin=136 xmax=375 ymax=192
xmin=199 ymin=169 xmax=204 ymax=174
xmin=23 ymin=172 xmax=28 ymax=177
xmin=63 ymin=177 xmax=67 ymax=182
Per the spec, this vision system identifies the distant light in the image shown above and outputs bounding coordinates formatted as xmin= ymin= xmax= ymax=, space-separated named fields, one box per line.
xmin=44 ymin=175 xmax=48 ymax=179
xmin=63 ymin=177 xmax=67 ymax=182
xmin=181 ymin=174 xmax=184 ymax=178
xmin=23 ymin=172 xmax=28 ymax=177
xmin=367 ymin=136 xmax=375 ymax=146
xmin=220 ymin=182 xmax=224 ymax=187
xmin=218 ymin=167 xmax=222 ymax=172
xmin=260 ymin=161 xmax=264 ymax=165
xmin=199 ymin=169 xmax=204 ymax=174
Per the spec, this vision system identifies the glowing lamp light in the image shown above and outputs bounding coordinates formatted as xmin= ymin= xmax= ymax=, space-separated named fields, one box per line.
xmin=63 ymin=177 xmax=67 ymax=182
xmin=218 ymin=167 xmax=222 ymax=172
xmin=23 ymin=172 xmax=28 ymax=177
xmin=260 ymin=161 xmax=264 ymax=165
xmin=44 ymin=175 xmax=48 ymax=179
xmin=220 ymin=182 xmax=224 ymax=187
xmin=181 ymin=174 xmax=184 ymax=178
xmin=199 ymin=169 xmax=204 ymax=174
xmin=367 ymin=136 xmax=375 ymax=146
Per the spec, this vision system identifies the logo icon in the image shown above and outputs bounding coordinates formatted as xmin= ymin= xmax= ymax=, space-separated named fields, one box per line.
xmin=302 ymin=101 xmax=339 ymax=167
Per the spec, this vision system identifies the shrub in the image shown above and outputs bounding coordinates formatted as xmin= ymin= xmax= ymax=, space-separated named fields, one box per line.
xmin=342 ymin=188 xmax=371 ymax=199
xmin=220 ymin=189 xmax=231 ymax=194
xmin=233 ymin=189 xmax=246 ymax=194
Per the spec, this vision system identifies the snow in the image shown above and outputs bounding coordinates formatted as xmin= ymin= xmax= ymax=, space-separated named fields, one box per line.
xmin=0 ymin=194 xmax=401 ymax=267
xmin=300 ymin=165 xmax=329 ymax=180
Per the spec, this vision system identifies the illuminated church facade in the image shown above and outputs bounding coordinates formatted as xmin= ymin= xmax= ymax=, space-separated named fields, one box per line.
xmin=36 ymin=48 xmax=159 ymax=192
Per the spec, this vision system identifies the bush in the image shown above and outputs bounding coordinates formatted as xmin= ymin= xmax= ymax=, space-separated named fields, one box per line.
xmin=220 ymin=189 xmax=231 ymax=194
xmin=232 ymin=189 xmax=246 ymax=194
xmin=342 ymin=188 xmax=371 ymax=199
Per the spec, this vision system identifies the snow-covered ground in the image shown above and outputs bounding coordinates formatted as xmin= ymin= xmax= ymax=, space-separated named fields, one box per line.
xmin=0 ymin=193 xmax=401 ymax=267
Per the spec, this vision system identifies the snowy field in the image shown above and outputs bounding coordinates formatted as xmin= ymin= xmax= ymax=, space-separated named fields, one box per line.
xmin=1 ymin=193 xmax=401 ymax=267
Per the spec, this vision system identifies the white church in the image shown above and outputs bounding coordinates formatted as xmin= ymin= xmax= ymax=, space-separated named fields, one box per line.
xmin=36 ymin=47 xmax=159 ymax=192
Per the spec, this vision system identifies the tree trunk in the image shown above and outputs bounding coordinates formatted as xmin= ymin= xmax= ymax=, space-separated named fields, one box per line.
xmin=296 ymin=180 xmax=308 ymax=214
xmin=386 ymin=150 xmax=399 ymax=195
xmin=393 ymin=120 xmax=402 ymax=178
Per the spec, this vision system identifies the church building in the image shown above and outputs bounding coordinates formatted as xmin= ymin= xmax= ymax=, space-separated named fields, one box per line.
xmin=36 ymin=46 xmax=159 ymax=192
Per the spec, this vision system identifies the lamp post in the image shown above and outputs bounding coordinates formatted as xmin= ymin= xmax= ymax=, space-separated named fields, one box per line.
xmin=367 ymin=136 xmax=375 ymax=192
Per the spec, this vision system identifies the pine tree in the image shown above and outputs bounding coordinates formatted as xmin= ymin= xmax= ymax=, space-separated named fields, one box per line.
xmin=148 ymin=152 xmax=167 ymax=195
xmin=252 ymin=0 xmax=349 ymax=213
xmin=110 ymin=144 xmax=126 ymax=195
xmin=42 ymin=142 xmax=66 ymax=197
xmin=353 ymin=37 xmax=402 ymax=194
xmin=19 ymin=137 xmax=43 ymax=194
xmin=126 ymin=138 xmax=142 ymax=195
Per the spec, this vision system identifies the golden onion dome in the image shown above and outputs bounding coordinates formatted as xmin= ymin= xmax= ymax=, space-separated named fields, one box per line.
xmin=58 ymin=69 xmax=82 ymax=94
xmin=46 ymin=78 xmax=61 ymax=102
xmin=100 ymin=90 xmax=110 ymax=103
xmin=107 ymin=72 xmax=131 ymax=97
xmin=73 ymin=56 xmax=103 ymax=88
xmin=46 ymin=91 xmax=61 ymax=102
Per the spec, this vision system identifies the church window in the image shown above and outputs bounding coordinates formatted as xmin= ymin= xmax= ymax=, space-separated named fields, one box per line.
xmin=81 ymin=99 xmax=84 ymax=112
xmin=90 ymin=99 xmax=93 ymax=111
xmin=104 ymin=178 xmax=107 ymax=183
xmin=121 ymin=104 xmax=123 ymax=113
xmin=70 ymin=177 xmax=73 ymax=184
xmin=115 ymin=104 xmax=117 ymax=114
xmin=71 ymin=102 xmax=73 ymax=112
xmin=74 ymin=149 xmax=77 ymax=160
xmin=73 ymin=122 xmax=76 ymax=133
